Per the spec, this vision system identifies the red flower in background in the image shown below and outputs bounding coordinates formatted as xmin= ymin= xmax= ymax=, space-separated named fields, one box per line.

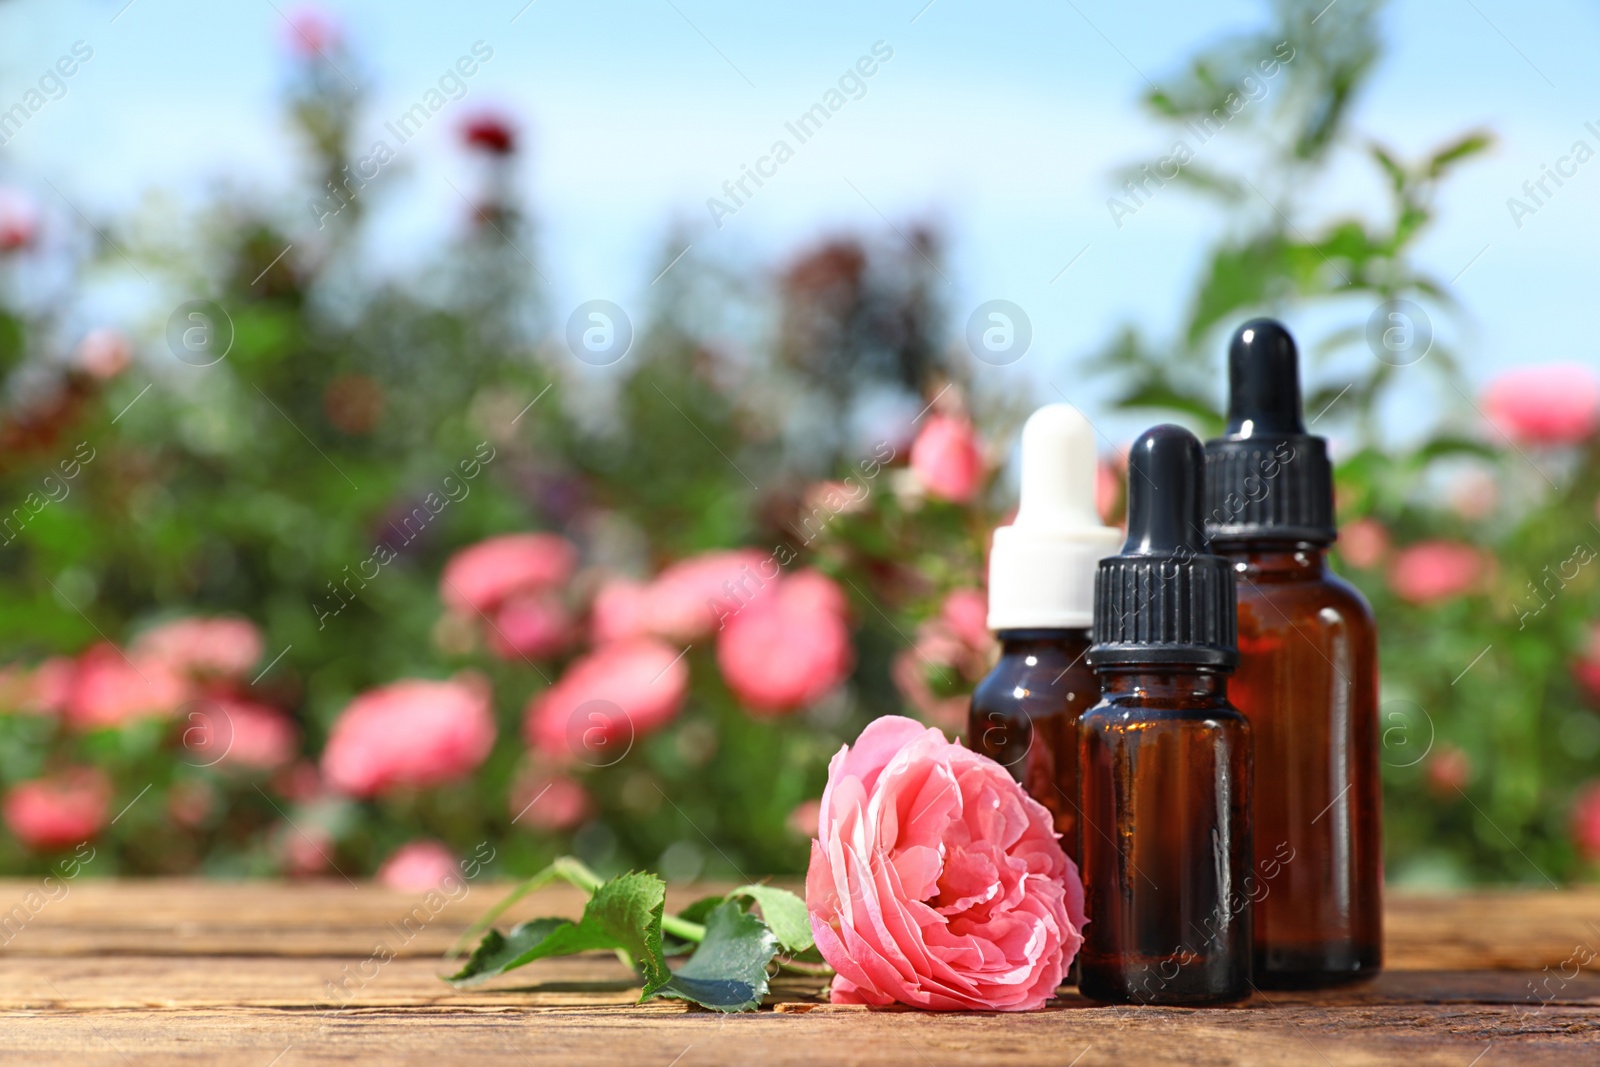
xmin=1572 ymin=783 xmax=1600 ymax=862
xmin=0 ymin=187 xmax=38 ymax=251
xmin=282 ymin=5 xmax=341 ymax=57
xmin=3 ymin=768 xmax=110 ymax=850
xmin=65 ymin=643 xmax=189 ymax=730
xmin=643 ymin=550 xmax=767 ymax=642
xmin=590 ymin=577 xmax=653 ymax=645
xmin=441 ymin=533 xmax=577 ymax=615
xmin=489 ymin=593 xmax=574 ymax=660
xmin=183 ymin=698 xmax=299 ymax=771
xmin=1338 ymin=518 xmax=1390 ymax=570
xmin=1481 ymin=363 xmax=1600 ymax=446
xmin=321 ymin=675 xmax=496 ymax=797
xmin=1426 ymin=745 xmax=1472 ymax=796
xmin=378 ymin=840 xmax=460 ymax=891
xmin=461 ymin=111 xmax=518 ymax=156
xmin=1573 ymin=623 xmax=1600 ymax=705
xmin=133 ymin=615 xmax=264 ymax=680
xmin=1387 ymin=540 xmax=1488 ymax=605
xmin=525 ymin=639 xmax=689 ymax=762
xmin=509 ymin=768 xmax=592 ymax=831
xmin=910 ymin=415 xmax=985 ymax=503
xmin=717 ymin=569 xmax=853 ymax=716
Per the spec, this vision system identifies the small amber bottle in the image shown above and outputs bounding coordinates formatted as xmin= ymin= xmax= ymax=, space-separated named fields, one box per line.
xmin=1078 ymin=425 xmax=1252 ymax=1006
xmin=1204 ymin=319 xmax=1382 ymax=988
xmin=968 ymin=403 xmax=1120 ymax=852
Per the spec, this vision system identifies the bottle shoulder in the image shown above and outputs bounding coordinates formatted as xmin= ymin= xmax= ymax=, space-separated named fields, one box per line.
xmin=1081 ymin=693 xmax=1249 ymax=728
xmin=1232 ymin=560 xmax=1375 ymax=630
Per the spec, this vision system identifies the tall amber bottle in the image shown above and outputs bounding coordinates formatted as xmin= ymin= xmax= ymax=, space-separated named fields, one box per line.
xmin=1204 ymin=319 xmax=1382 ymax=987
xmin=968 ymin=404 xmax=1120 ymax=850
xmin=1078 ymin=425 xmax=1252 ymax=1006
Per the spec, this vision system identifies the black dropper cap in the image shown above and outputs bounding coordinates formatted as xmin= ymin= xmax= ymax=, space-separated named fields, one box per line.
xmin=1086 ymin=425 xmax=1238 ymax=670
xmin=1203 ymin=318 xmax=1336 ymax=546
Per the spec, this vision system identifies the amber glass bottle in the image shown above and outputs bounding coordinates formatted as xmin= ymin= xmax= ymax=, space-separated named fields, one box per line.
xmin=969 ymin=629 xmax=1096 ymax=839
xmin=1204 ymin=319 xmax=1382 ymax=987
xmin=968 ymin=403 xmax=1120 ymax=853
xmin=1078 ymin=424 xmax=1252 ymax=1006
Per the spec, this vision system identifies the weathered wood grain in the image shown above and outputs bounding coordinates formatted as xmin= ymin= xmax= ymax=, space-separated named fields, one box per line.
xmin=0 ymin=881 xmax=1597 ymax=1065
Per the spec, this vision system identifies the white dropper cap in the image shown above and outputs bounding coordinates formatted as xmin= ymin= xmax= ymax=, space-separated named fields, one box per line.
xmin=987 ymin=403 xmax=1123 ymax=630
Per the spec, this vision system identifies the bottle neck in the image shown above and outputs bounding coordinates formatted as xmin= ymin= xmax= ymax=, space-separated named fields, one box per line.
xmin=996 ymin=628 xmax=1091 ymax=653
xmin=1098 ymin=667 xmax=1230 ymax=702
xmin=1213 ymin=541 xmax=1329 ymax=579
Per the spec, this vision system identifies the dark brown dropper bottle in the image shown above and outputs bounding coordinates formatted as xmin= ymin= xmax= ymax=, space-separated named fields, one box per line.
xmin=1078 ymin=424 xmax=1252 ymax=1006
xmin=1204 ymin=319 xmax=1382 ymax=987
xmin=969 ymin=404 xmax=1120 ymax=849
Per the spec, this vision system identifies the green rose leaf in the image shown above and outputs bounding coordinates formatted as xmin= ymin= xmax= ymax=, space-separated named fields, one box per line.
xmin=447 ymin=871 xmax=669 ymax=989
xmin=645 ymin=899 xmax=781 ymax=1013
xmin=727 ymin=885 xmax=812 ymax=955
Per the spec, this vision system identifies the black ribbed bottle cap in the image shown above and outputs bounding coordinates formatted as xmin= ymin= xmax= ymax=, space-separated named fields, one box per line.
xmin=1203 ymin=318 xmax=1336 ymax=546
xmin=1087 ymin=425 xmax=1238 ymax=670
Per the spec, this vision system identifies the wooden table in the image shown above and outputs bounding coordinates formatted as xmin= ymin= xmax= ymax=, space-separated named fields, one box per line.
xmin=1 ymin=880 xmax=1597 ymax=1064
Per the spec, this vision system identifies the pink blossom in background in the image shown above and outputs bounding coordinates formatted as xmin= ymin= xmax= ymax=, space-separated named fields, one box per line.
xmin=590 ymin=577 xmax=652 ymax=644
xmin=0 ymin=187 xmax=37 ymax=251
xmin=525 ymin=639 xmax=689 ymax=762
xmin=509 ymin=769 xmax=592 ymax=831
xmin=322 ymin=676 xmax=496 ymax=797
xmin=1574 ymin=624 xmax=1600 ymax=705
xmin=283 ymin=823 xmax=336 ymax=876
xmin=806 ymin=716 xmax=1084 ymax=1010
xmin=65 ymin=644 xmax=188 ymax=729
xmin=1095 ymin=459 xmax=1123 ymax=525
xmin=1338 ymin=518 xmax=1390 ymax=570
xmin=909 ymin=415 xmax=985 ymax=503
xmin=440 ymin=533 xmax=578 ymax=615
xmin=1387 ymin=540 xmax=1488 ymax=605
xmin=3 ymin=769 xmax=111 ymax=850
xmin=461 ymin=111 xmax=518 ymax=155
xmin=184 ymin=698 xmax=299 ymax=771
xmin=74 ymin=328 xmax=132 ymax=380
xmin=0 ymin=657 xmax=75 ymax=715
xmin=271 ymin=760 xmax=324 ymax=803
xmin=1572 ymin=783 xmax=1600 ymax=862
xmin=717 ymin=569 xmax=853 ymax=715
xmin=644 ymin=549 xmax=766 ymax=641
xmin=787 ymin=798 xmax=820 ymax=838
xmin=1426 ymin=745 xmax=1472 ymax=796
xmin=282 ymin=5 xmax=341 ymax=56
xmin=939 ymin=588 xmax=990 ymax=651
xmin=890 ymin=647 xmax=968 ymax=734
xmin=133 ymin=616 xmax=263 ymax=679
xmin=1482 ymin=363 xmax=1600 ymax=446
xmin=378 ymin=840 xmax=460 ymax=891
xmin=487 ymin=593 xmax=573 ymax=660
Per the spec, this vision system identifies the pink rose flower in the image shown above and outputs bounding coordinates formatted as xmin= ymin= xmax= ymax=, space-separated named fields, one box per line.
xmin=322 ymin=676 xmax=496 ymax=797
xmin=133 ymin=616 xmax=264 ymax=679
xmin=3 ymin=769 xmax=111 ymax=850
xmin=524 ymin=639 xmax=688 ymax=763
xmin=717 ymin=569 xmax=853 ymax=716
xmin=75 ymin=328 xmax=132 ymax=380
xmin=440 ymin=533 xmax=577 ymax=615
xmin=910 ymin=415 xmax=985 ymax=503
xmin=1387 ymin=540 xmax=1488 ymax=605
xmin=1338 ymin=518 xmax=1390 ymax=570
xmin=806 ymin=716 xmax=1084 ymax=1010
xmin=461 ymin=111 xmax=519 ymax=156
xmin=378 ymin=840 xmax=460 ymax=891
xmin=591 ymin=577 xmax=653 ymax=644
xmin=487 ymin=593 xmax=573 ymax=660
xmin=65 ymin=644 xmax=189 ymax=730
xmin=1482 ymin=363 xmax=1600 ymax=446
xmin=183 ymin=698 xmax=299 ymax=771
xmin=510 ymin=769 xmax=592 ymax=830
xmin=1572 ymin=782 xmax=1600 ymax=862
xmin=644 ymin=550 xmax=767 ymax=642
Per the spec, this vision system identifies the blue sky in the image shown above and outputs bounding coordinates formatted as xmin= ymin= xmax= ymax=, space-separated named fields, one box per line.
xmin=2 ymin=0 xmax=1597 ymax=446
